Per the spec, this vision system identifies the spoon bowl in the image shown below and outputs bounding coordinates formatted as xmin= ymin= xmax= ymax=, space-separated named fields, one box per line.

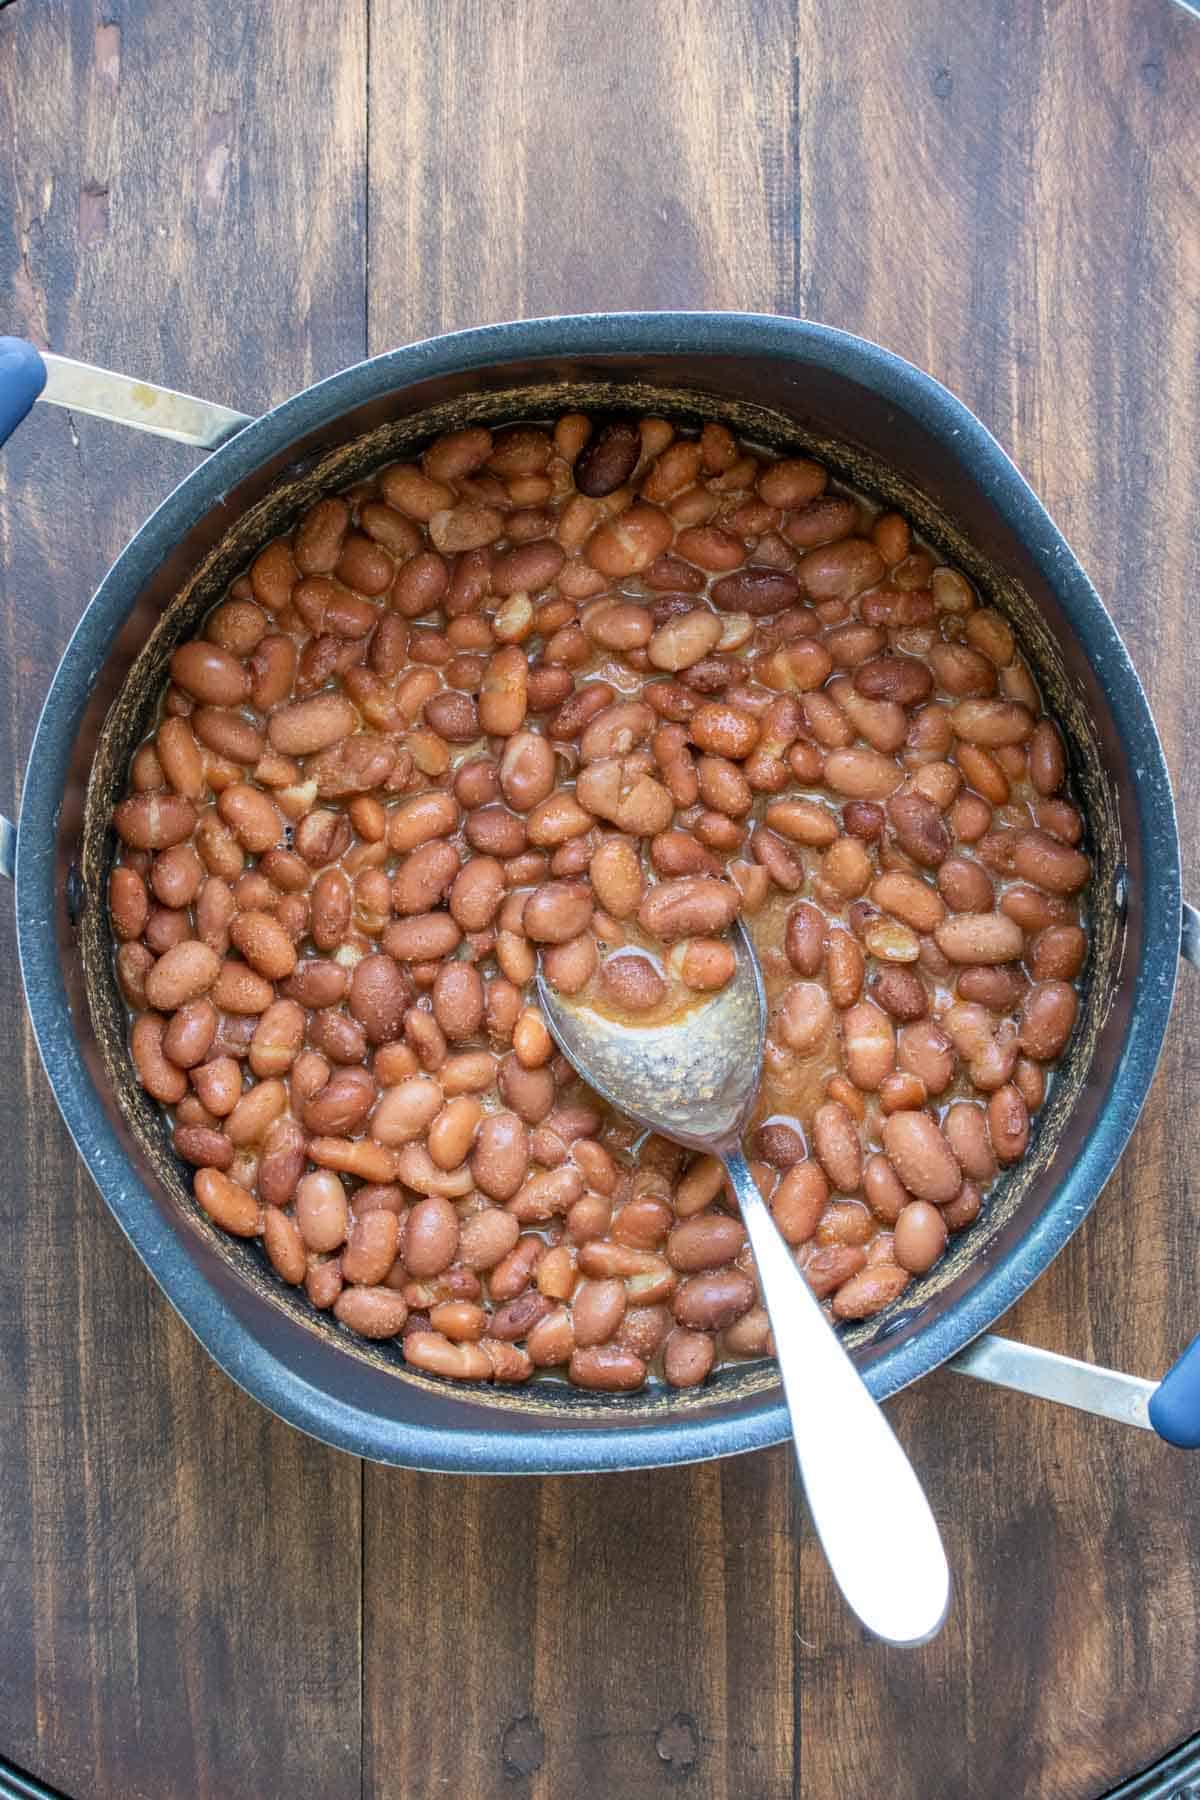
xmin=537 ymin=922 xmax=953 ymax=1647
xmin=535 ymin=920 xmax=766 ymax=1153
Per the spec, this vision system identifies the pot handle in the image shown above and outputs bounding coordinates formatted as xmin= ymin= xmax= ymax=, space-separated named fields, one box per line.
xmin=953 ymin=906 xmax=1200 ymax=1443
xmin=0 ymin=338 xmax=255 ymax=879
xmin=0 ymin=335 xmax=252 ymax=451
xmin=0 ymin=341 xmax=49 ymax=878
xmin=0 ymin=337 xmax=47 ymax=445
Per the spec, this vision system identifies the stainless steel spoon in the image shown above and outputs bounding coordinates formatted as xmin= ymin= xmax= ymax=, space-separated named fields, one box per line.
xmin=537 ymin=920 xmax=951 ymax=1646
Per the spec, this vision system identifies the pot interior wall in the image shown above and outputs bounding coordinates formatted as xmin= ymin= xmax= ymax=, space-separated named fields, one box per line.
xmin=64 ymin=353 xmax=1128 ymax=1431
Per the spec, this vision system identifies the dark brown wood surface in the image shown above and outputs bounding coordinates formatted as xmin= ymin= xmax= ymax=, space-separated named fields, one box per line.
xmin=1 ymin=3 xmax=1197 ymax=1796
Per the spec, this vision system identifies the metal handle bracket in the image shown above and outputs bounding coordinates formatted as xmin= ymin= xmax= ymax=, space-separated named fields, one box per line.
xmin=37 ymin=353 xmax=252 ymax=450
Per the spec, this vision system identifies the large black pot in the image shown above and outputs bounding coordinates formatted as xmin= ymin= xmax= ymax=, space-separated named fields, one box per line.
xmin=1 ymin=314 xmax=1196 ymax=1472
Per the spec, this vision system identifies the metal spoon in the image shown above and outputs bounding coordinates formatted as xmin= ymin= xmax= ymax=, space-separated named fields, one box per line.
xmin=537 ymin=920 xmax=951 ymax=1646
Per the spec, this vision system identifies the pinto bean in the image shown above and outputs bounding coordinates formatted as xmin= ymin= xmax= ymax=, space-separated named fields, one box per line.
xmin=887 ymin=789 xmax=950 ymax=867
xmin=812 ymin=1101 xmax=862 ymax=1193
xmin=574 ymin=418 xmax=641 ymax=496
xmin=949 ymin=699 xmax=1036 ymax=747
xmin=771 ymin=981 xmax=833 ymax=1055
xmin=672 ymin=1268 xmax=756 ymax=1331
xmin=881 ymin=1111 xmax=962 ymax=1204
xmin=113 ymin=792 xmax=198 ymax=851
xmin=568 ymin=1345 xmax=647 ymax=1391
xmin=988 ymin=1084 xmax=1030 ymax=1163
xmin=144 ymin=941 xmax=221 ymax=1011
xmin=637 ymin=877 xmax=739 ymax=941
xmin=1018 ymin=980 xmax=1079 ymax=1060
xmin=194 ymin=1168 xmax=261 ymax=1237
xmin=943 ymin=1102 xmax=997 ymax=1183
xmin=405 ymin=1195 xmax=460 ymax=1277
xmin=937 ymin=856 xmax=995 ymax=913
xmin=1030 ymin=924 xmax=1087 ymax=982
xmin=676 ymin=937 xmax=737 ymax=991
xmin=822 ymin=747 xmax=903 ymax=800
xmin=826 ymin=930 xmax=865 ymax=1007
xmin=666 ymin=1214 xmax=746 ymax=1271
xmin=871 ymin=872 xmax=946 ymax=935
xmin=871 ymin=966 xmax=927 ymax=1022
xmin=842 ymin=1002 xmax=896 ymax=1091
xmin=1011 ymin=829 xmax=1090 ymax=895
xmin=935 ymin=912 xmax=1025 ymax=964
xmin=770 ymin=1162 xmax=827 ymax=1243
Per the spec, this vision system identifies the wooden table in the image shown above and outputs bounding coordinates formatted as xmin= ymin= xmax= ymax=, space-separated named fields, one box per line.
xmin=1 ymin=3 xmax=1198 ymax=1796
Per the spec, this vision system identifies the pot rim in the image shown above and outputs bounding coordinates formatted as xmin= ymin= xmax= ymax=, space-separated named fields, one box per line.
xmin=14 ymin=311 xmax=1183 ymax=1473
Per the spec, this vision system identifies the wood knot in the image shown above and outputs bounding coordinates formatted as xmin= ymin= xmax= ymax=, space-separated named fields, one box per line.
xmin=501 ymin=1713 xmax=545 ymax=1779
xmin=655 ymin=1712 xmax=700 ymax=1773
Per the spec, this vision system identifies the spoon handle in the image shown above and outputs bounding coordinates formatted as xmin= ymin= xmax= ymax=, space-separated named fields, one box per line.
xmin=724 ymin=1147 xmax=952 ymax=1645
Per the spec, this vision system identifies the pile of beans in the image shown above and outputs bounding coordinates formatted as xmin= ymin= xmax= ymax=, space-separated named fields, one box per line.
xmin=108 ymin=408 xmax=1090 ymax=1392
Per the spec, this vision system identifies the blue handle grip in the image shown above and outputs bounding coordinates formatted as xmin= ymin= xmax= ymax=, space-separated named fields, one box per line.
xmin=0 ymin=337 xmax=47 ymax=450
xmin=1149 ymin=1333 xmax=1200 ymax=1447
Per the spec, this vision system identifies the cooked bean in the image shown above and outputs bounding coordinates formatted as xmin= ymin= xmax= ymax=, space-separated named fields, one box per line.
xmin=575 ymin=418 xmax=641 ymax=496
xmin=811 ymin=1100 xmax=862 ymax=1193
xmin=871 ymin=871 xmax=946 ymax=935
xmin=988 ymin=1084 xmax=1030 ymax=1163
xmin=145 ymin=940 xmax=221 ymax=1011
xmin=638 ymin=877 xmax=739 ymax=940
xmin=672 ymin=1268 xmax=756 ymax=1331
xmin=841 ymin=1002 xmax=896 ymax=1091
xmin=935 ymin=912 xmax=1025 ymax=964
xmin=109 ymin=408 xmax=1089 ymax=1369
xmin=772 ymin=981 xmax=833 ymax=1054
xmin=194 ymin=1168 xmax=260 ymax=1237
xmin=163 ymin=998 xmax=219 ymax=1069
xmin=949 ymin=699 xmax=1036 ymax=747
xmin=572 ymin=1278 xmax=627 ymax=1347
xmin=406 ymin=1195 xmax=460 ymax=1276
xmin=229 ymin=910 xmax=297 ymax=981
xmin=881 ymin=1111 xmax=962 ymax=1204
xmin=568 ymin=1345 xmax=647 ymax=1391
xmin=831 ymin=1264 xmax=910 ymax=1319
xmin=1030 ymin=923 xmax=1087 ymax=982
xmin=1018 ymin=980 xmax=1078 ymax=1061
xmin=676 ymin=938 xmax=736 ymax=991
xmin=113 ymin=792 xmax=198 ymax=851
xmin=943 ymin=1102 xmax=997 ymax=1183
xmin=600 ymin=952 xmax=667 ymax=1013
xmin=664 ymin=1329 xmax=716 ymax=1388
xmin=343 ymin=1209 xmax=401 ymax=1286
xmin=893 ymin=1201 xmax=948 ymax=1274
xmin=427 ymin=1095 xmax=483 ymax=1169
xmin=1011 ymin=829 xmax=1090 ymax=895
xmin=822 ymin=747 xmax=903 ymax=800
xmin=666 ymin=1214 xmax=746 ymax=1271
xmin=826 ymin=930 xmax=865 ymax=1007
xmin=887 ymin=789 xmax=950 ymax=867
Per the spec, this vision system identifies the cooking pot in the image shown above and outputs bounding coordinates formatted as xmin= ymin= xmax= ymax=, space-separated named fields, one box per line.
xmin=1 ymin=314 xmax=1197 ymax=1473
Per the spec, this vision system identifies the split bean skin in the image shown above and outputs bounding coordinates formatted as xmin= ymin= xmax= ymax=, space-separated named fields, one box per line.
xmin=110 ymin=407 xmax=1090 ymax=1392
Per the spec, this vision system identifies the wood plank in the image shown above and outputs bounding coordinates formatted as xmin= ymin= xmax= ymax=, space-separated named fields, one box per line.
xmin=793 ymin=0 xmax=1200 ymax=1795
xmin=366 ymin=0 xmax=799 ymax=346
xmin=0 ymin=6 xmax=368 ymax=1797
xmin=364 ymin=4 xmax=799 ymax=1796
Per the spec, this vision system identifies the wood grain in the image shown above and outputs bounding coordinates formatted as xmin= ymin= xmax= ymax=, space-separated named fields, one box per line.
xmin=1 ymin=0 xmax=1198 ymax=1796
xmin=0 ymin=7 xmax=368 ymax=1799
